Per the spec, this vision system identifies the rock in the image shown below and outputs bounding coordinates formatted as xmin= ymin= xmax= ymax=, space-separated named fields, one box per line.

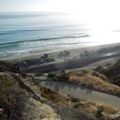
xmin=104 ymin=60 xmax=120 ymax=77
xmin=0 ymin=60 xmax=19 ymax=73
xmin=0 ymin=72 xmax=61 ymax=120
xmin=103 ymin=59 xmax=120 ymax=86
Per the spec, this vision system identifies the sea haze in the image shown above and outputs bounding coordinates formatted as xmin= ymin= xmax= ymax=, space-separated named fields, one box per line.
xmin=0 ymin=12 xmax=120 ymax=59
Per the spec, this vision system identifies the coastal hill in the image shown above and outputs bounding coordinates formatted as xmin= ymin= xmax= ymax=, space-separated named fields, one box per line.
xmin=0 ymin=59 xmax=120 ymax=120
xmin=103 ymin=60 xmax=120 ymax=86
xmin=0 ymin=60 xmax=19 ymax=73
xmin=0 ymin=64 xmax=97 ymax=120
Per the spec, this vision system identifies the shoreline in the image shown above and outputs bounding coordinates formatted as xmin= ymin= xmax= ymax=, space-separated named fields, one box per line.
xmin=23 ymin=52 xmax=120 ymax=73
xmin=20 ymin=42 xmax=120 ymax=73
xmin=2 ymin=42 xmax=120 ymax=62
xmin=0 ymin=42 xmax=120 ymax=74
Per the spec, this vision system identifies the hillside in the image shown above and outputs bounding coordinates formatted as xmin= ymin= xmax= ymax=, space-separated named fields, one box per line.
xmin=0 ymin=60 xmax=120 ymax=120
xmin=0 ymin=72 xmax=98 ymax=120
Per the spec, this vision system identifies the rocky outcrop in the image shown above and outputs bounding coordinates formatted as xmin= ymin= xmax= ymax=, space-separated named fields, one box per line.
xmin=104 ymin=60 xmax=120 ymax=77
xmin=1 ymin=59 xmax=120 ymax=120
xmin=0 ymin=60 xmax=19 ymax=73
xmin=103 ymin=60 xmax=120 ymax=86
xmin=0 ymin=72 xmax=61 ymax=120
xmin=0 ymin=72 xmax=98 ymax=120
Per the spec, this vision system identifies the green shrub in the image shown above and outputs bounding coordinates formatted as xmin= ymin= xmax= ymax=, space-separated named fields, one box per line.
xmin=56 ymin=71 xmax=69 ymax=81
xmin=73 ymin=102 xmax=81 ymax=108
xmin=81 ymin=69 xmax=91 ymax=74
xmin=95 ymin=106 xmax=104 ymax=118
xmin=71 ymin=97 xmax=80 ymax=103
xmin=112 ymin=75 xmax=120 ymax=86
xmin=35 ymin=72 xmax=43 ymax=77
xmin=48 ymin=73 xmax=56 ymax=79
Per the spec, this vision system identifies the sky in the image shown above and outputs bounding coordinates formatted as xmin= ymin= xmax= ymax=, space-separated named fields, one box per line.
xmin=0 ymin=0 xmax=120 ymax=37
xmin=0 ymin=0 xmax=120 ymax=13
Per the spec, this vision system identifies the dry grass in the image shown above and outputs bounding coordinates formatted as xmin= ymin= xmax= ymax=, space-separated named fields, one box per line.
xmin=23 ymin=76 xmax=74 ymax=107
xmin=0 ymin=73 xmax=18 ymax=106
xmin=69 ymin=73 xmax=120 ymax=96
xmin=39 ymin=86 xmax=73 ymax=107
xmin=73 ymin=100 xmax=118 ymax=115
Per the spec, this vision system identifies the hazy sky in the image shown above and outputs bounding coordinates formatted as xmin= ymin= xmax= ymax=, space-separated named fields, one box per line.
xmin=0 ymin=0 xmax=119 ymax=13
xmin=0 ymin=0 xmax=120 ymax=34
xmin=0 ymin=0 xmax=46 ymax=12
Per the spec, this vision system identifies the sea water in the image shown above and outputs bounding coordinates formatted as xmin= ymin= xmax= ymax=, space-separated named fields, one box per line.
xmin=0 ymin=12 xmax=120 ymax=59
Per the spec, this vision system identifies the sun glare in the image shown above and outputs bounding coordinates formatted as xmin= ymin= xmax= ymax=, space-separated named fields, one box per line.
xmin=40 ymin=0 xmax=120 ymax=31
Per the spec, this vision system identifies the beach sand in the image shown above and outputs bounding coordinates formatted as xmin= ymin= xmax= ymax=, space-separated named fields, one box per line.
xmin=5 ymin=42 xmax=119 ymax=73
xmin=6 ymin=42 xmax=120 ymax=61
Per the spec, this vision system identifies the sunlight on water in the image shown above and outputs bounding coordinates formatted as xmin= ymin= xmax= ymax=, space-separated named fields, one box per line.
xmin=0 ymin=12 xmax=120 ymax=58
xmin=68 ymin=14 xmax=120 ymax=45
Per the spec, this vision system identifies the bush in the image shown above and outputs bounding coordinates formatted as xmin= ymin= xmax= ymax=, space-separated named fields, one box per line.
xmin=48 ymin=73 xmax=56 ymax=79
xmin=94 ymin=66 xmax=105 ymax=73
xmin=35 ymin=72 xmax=43 ymax=77
xmin=112 ymin=75 xmax=120 ymax=86
xmin=20 ymin=72 xmax=27 ymax=78
xmin=56 ymin=71 xmax=69 ymax=81
xmin=81 ymin=69 xmax=91 ymax=74
xmin=71 ymin=97 xmax=80 ymax=103
xmin=95 ymin=106 xmax=104 ymax=118
xmin=48 ymin=71 xmax=69 ymax=81
xmin=73 ymin=102 xmax=81 ymax=108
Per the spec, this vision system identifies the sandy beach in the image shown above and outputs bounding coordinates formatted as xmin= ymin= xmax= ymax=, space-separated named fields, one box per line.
xmin=8 ymin=42 xmax=119 ymax=73
xmin=4 ymin=42 xmax=120 ymax=61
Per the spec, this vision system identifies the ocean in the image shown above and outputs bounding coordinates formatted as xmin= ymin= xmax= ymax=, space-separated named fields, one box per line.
xmin=0 ymin=12 xmax=120 ymax=59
